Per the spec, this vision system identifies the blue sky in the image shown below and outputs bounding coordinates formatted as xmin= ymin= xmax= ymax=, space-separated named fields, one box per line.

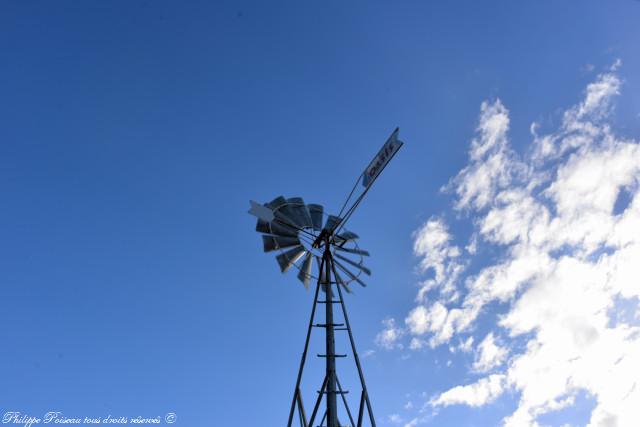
xmin=1 ymin=2 xmax=640 ymax=426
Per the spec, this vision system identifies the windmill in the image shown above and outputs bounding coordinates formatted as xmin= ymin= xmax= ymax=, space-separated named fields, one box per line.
xmin=248 ymin=128 xmax=404 ymax=427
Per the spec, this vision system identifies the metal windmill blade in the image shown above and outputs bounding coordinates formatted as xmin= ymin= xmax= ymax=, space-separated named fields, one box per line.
xmin=270 ymin=196 xmax=301 ymax=230
xmin=334 ymin=258 xmax=367 ymax=287
xmin=262 ymin=235 xmax=300 ymax=252
xmin=331 ymin=264 xmax=352 ymax=294
xmin=334 ymin=252 xmax=371 ymax=276
xmin=287 ymin=197 xmax=313 ymax=229
xmin=296 ymin=252 xmax=314 ymax=289
xmin=337 ymin=230 xmax=359 ymax=241
xmin=323 ymin=214 xmax=341 ymax=233
xmin=276 ymin=245 xmax=307 ymax=273
xmin=335 ymin=246 xmax=370 ymax=256
xmin=307 ymin=204 xmax=324 ymax=231
xmin=331 ymin=231 xmax=370 ymax=287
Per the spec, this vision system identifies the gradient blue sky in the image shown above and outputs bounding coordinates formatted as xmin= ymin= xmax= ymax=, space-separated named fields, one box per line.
xmin=1 ymin=1 xmax=639 ymax=426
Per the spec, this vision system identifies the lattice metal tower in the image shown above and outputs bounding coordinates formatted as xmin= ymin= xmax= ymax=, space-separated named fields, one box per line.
xmin=248 ymin=129 xmax=404 ymax=427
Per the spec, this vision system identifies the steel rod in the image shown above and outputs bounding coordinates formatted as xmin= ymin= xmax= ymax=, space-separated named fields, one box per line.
xmin=297 ymin=389 xmax=308 ymax=427
xmin=331 ymin=254 xmax=377 ymax=427
xmin=357 ymin=391 xmax=365 ymax=427
xmin=287 ymin=277 xmax=323 ymax=427
xmin=297 ymin=395 xmax=305 ymax=427
xmin=333 ymin=141 xmax=402 ymax=237
xmin=319 ymin=410 xmax=327 ymax=427
xmin=336 ymin=375 xmax=356 ymax=427
xmin=323 ymin=235 xmax=339 ymax=427
xmin=336 ymin=172 xmax=365 ymax=220
xmin=308 ymin=375 xmax=328 ymax=427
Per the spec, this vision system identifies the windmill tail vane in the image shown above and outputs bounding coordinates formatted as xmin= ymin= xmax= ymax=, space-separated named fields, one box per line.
xmin=248 ymin=128 xmax=404 ymax=427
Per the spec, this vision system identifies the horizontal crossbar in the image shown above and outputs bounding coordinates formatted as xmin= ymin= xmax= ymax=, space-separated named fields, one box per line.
xmin=313 ymin=323 xmax=345 ymax=328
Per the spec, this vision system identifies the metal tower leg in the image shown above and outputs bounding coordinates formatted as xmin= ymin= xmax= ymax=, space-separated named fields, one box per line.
xmin=336 ymin=376 xmax=356 ymax=427
xmin=323 ymin=240 xmax=339 ymax=427
xmin=287 ymin=279 xmax=322 ymax=427
xmin=331 ymin=254 xmax=377 ymax=427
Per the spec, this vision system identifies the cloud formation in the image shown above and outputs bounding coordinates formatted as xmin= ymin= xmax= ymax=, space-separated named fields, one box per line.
xmin=412 ymin=218 xmax=465 ymax=302
xmin=473 ymin=333 xmax=508 ymax=373
xmin=429 ymin=374 xmax=507 ymax=408
xmin=399 ymin=63 xmax=640 ymax=426
xmin=375 ymin=317 xmax=404 ymax=350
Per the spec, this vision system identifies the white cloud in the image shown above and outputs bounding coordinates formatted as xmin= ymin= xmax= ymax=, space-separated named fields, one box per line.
xmin=465 ymin=233 xmax=478 ymax=254
xmin=574 ymin=71 xmax=621 ymax=121
xmin=404 ymin=302 xmax=473 ymax=347
xmin=458 ymin=336 xmax=474 ymax=353
xmin=406 ymin=62 xmax=640 ymax=426
xmin=389 ymin=414 xmax=403 ymax=424
xmin=403 ymin=418 xmax=419 ymax=427
xmin=375 ymin=318 xmax=404 ymax=350
xmin=473 ymin=333 xmax=508 ymax=373
xmin=430 ymin=374 xmax=506 ymax=408
xmin=409 ymin=337 xmax=426 ymax=350
xmin=412 ymin=218 xmax=464 ymax=301
xmin=449 ymin=336 xmax=474 ymax=354
xmin=533 ymin=68 xmax=622 ymax=162
xmin=470 ymin=99 xmax=510 ymax=160
xmin=405 ymin=305 xmax=433 ymax=336
xmin=362 ymin=349 xmax=375 ymax=358
xmin=446 ymin=99 xmax=524 ymax=211
xmin=479 ymin=189 xmax=549 ymax=246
